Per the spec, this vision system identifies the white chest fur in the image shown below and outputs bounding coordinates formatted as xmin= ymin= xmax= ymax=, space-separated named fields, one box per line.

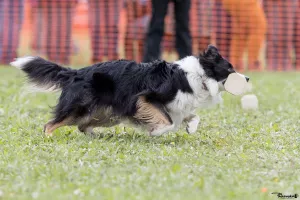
xmin=166 ymin=90 xmax=222 ymax=128
xmin=167 ymin=56 xmax=223 ymax=128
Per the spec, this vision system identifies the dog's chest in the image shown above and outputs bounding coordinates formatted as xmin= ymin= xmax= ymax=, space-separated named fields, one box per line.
xmin=166 ymin=90 xmax=217 ymax=112
xmin=167 ymin=94 xmax=195 ymax=115
xmin=166 ymin=90 xmax=222 ymax=124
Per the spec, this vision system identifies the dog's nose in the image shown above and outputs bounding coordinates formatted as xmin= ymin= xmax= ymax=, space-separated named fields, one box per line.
xmin=245 ymin=76 xmax=250 ymax=82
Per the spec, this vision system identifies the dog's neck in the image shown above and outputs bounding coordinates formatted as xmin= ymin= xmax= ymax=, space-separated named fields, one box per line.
xmin=174 ymin=56 xmax=220 ymax=97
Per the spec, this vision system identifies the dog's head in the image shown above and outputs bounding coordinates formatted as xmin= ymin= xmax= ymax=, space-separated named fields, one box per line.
xmin=199 ymin=45 xmax=249 ymax=95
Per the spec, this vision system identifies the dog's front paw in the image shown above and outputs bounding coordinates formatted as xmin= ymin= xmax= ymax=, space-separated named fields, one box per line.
xmin=185 ymin=115 xmax=200 ymax=134
xmin=186 ymin=124 xmax=198 ymax=134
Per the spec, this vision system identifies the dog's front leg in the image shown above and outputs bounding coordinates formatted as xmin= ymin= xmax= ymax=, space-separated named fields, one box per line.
xmin=184 ymin=114 xmax=200 ymax=134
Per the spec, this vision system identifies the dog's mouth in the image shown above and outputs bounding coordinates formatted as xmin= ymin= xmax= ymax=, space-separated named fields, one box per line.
xmin=222 ymin=74 xmax=250 ymax=85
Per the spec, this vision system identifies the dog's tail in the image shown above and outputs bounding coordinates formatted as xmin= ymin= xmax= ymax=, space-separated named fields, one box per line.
xmin=10 ymin=56 xmax=77 ymax=92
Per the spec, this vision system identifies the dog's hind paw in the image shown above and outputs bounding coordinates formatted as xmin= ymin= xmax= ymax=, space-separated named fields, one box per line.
xmin=149 ymin=124 xmax=175 ymax=136
xmin=43 ymin=124 xmax=53 ymax=137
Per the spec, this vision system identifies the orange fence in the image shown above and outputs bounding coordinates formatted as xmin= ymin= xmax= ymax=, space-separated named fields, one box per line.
xmin=0 ymin=0 xmax=299 ymax=71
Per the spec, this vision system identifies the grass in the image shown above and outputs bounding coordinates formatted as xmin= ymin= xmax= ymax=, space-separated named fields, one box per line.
xmin=0 ymin=66 xmax=300 ymax=200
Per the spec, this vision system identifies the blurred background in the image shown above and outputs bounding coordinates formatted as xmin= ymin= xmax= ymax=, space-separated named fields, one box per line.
xmin=0 ymin=0 xmax=299 ymax=71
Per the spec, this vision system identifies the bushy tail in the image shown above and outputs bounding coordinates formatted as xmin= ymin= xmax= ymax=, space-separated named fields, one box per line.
xmin=10 ymin=56 xmax=76 ymax=92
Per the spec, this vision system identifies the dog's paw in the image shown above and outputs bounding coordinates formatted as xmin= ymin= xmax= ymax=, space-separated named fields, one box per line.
xmin=186 ymin=124 xmax=198 ymax=134
xmin=149 ymin=124 xmax=175 ymax=136
xmin=43 ymin=124 xmax=53 ymax=137
xmin=44 ymin=132 xmax=53 ymax=138
xmin=186 ymin=115 xmax=200 ymax=134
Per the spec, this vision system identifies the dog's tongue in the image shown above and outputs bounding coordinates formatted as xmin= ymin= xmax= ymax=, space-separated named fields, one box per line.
xmin=224 ymin=73 xmax=248 ymax=95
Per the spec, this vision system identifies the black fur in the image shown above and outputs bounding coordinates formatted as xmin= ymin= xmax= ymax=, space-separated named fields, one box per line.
xmin=21 ymin=58 xmax=77 ymax=91
xmin=19 ymin=57 xmax=193 ymax=126
xmin=13 ymin=45 xmax=245 ymax=135
xmin=200 ymin=45 xmax=235 ymax=81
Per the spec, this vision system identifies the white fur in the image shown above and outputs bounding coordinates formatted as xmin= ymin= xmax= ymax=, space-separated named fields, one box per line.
xmin=150 ymin=124 xmax=175 ymax=136
xmin=186 ymin=114 xmax=200 ymax=134
xmin=10 ymin=56 xmax=36 ymax=69
xmin=174 ymin=56 xmax=220 ymax=100
xmin=205 ymin=78 xmax=219 ymax=97
xmin=26 ymin=83 xmax=59 ymax=93
xmin=10 ymin=56 xmax=59 ymax=93
xmin=17 ymin=82 xmax=59 ymax=94
xmin=163 ymin=56 xmax=223 ymax=134
xmin=174 ymin=56 xmax=205 ymax=75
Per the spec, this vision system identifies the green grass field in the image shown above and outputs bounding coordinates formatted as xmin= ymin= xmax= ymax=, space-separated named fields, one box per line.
xmin=0 ymin=67 xmax=299 ymax=200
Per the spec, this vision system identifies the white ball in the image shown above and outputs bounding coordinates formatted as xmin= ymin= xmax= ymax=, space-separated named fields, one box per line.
xmin=241 ymin=94 xmax=258 ymax=110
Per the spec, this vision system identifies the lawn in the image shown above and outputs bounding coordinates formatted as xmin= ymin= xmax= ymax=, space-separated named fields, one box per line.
xmin=0 ymin=66 xmax=299 ymax=200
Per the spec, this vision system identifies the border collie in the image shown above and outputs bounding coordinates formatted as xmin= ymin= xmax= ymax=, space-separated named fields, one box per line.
xmin=10 ymin=45 xmax=249 ymax=136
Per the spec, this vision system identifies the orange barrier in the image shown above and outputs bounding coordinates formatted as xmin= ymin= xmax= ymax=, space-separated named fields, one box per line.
xmin=1 ymin=0 xmax=300 ymax=71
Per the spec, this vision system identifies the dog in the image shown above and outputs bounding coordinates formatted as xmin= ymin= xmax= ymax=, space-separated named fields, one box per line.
xmin=10 ymin=45 xmax=249 ymax=136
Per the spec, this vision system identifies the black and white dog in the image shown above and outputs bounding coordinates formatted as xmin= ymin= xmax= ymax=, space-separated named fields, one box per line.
xmin=11 ymin=45 xmax=249 ymax=136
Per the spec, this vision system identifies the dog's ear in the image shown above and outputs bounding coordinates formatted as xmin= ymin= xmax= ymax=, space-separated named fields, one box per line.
xmin=203 ymin=44 xmax=219 ymax=60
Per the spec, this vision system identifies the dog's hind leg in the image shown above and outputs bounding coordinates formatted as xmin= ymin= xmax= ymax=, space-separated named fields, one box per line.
xmin=78 ymin=124 xmax=95 ymax=135
xmin=43 ymin=118 xmax=71 ymax=137
xmin=149 ymin=124 xmax=175 ymax=136
xmin=77 ymin=113 xmax=121 ymax=136
xmin=134 ymin=96 xmax=174 ymax=136
xmin=43 ymin=103 xmax=76 ymax=137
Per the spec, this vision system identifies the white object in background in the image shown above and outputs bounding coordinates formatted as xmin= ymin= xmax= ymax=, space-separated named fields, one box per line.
xmin=224 ymin=73 xmax=248 ymax=95
xmin=241 ymin=94 xmax=258 ymax=110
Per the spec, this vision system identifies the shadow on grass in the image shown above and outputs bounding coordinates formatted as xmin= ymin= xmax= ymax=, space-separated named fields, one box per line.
xmin=71 ymin=128 xmax=213 ymax=147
